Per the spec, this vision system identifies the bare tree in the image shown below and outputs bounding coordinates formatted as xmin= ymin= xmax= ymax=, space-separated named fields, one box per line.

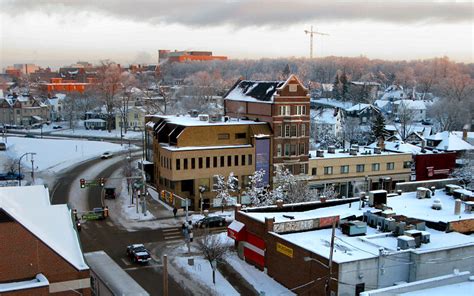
xmin=196 ymin=232 xmax=230 ymax=285
xmin=342 ymin=117 xmax=364 ymax=146
xmin=428 ymin=98 xmax=471 ymax=131
xmin=391 ymin=101 xmax=417 ymax=141
xmin=95 ymin=60 xmax=122 ymax=132
xmin=62 ymin=94 xmax=79 ymax=130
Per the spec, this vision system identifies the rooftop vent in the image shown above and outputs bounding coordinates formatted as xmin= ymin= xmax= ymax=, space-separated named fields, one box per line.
xmin=374 ymin=147 xmax=381 ymax=154
xmin=350 ymin=148 xmax=358 ymax=156
xmin=340 ymin=221 xmax=367 ymax=237
xmin=431 ymin=198 xmax=442 ymax=210
xmin=189 ymin=110 xmax=199 ymax=117
xmin=198 ymin=114 xmax=209 ymax=121
xmin=397 ymin=235 xmax=416 ymax=250
xmin=328 ymin=146 xmax=336 ymax=154
xmin=208 ymin=114 xmax=222 ymax=123
xmin=316 ymin=150 xmax=324 ymax=157
xmin=416 ymin=187 xmax=432 ymax=199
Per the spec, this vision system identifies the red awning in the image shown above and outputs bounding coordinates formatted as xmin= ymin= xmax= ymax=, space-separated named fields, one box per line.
xmin=227 ymin=220 xmax=246 ymax=241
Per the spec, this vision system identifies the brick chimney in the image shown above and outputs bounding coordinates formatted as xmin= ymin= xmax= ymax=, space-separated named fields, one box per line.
xmin=378 ymin=137 xmax=385 ymax=151
xmin=265 ymin=217 xmax=275 ymax=232
xmin=462 ymin=125 xmax=468 ymax=141
xmin=276 ymin=199 xmax=284 ymax=209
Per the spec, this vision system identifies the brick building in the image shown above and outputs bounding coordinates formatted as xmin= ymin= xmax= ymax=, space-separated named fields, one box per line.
xmin=0 ymin=186 xmax=90 ymax=295
xmin=145 ymin=113 xmax=272 ymax=210
xmin=0 ymin=93 xmax=50 ymax=126
xmin=158 ymin=49 xmax=227 ymax=63
xmin=224 ymin=74 xmax=311 ymax=176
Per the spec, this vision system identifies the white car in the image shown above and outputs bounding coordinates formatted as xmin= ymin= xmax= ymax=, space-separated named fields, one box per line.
xmin=101 ymin=152 xmax=113 ymax=159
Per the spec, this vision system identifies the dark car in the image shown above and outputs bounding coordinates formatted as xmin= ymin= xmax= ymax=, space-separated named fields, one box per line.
xmin=0 ymin=172 xmax=24 ymax=181
xmin=195 ymin=216 xmax=226 ymax=228
xmin=52 ymin=125 xmax=63 ymax=129
xmin=104 ymin=187 xmax=116 ymax=199
xmin=126 ymin=244 xmax=152 ymax=264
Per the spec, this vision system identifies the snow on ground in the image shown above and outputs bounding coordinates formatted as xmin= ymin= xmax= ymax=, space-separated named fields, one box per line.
xmin=224 ymin=253 xmax=295 ymax=296
xmin=0 ymin=136 xmax=127 ymax=173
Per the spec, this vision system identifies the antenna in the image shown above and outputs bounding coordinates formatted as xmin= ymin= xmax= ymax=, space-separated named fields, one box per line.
xmin=304 ymin=25 xmax=329 ymax=59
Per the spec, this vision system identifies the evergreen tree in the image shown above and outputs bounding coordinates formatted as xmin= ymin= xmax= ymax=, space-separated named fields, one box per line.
xmin=340 ymin=71 xmax=349 ymax=101
xmin=282 ymin=63 xmax=291 ymax=78
xmin=332 ymin=73 xmax=341 ymax=99
xmin=371 ymin=112 xmax=387 ymax=142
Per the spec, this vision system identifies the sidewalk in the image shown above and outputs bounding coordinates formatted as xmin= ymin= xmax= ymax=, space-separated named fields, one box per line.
xmin=146 ymin=187 xmax=192 ymax=221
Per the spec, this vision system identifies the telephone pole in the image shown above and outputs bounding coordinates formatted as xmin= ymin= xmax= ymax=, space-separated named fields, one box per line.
xmin=304 ymin=26 xmax=329 ymax=59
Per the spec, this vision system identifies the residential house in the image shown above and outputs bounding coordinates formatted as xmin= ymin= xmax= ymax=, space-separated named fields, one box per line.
xmin=425 ymin=131 xmax=474 ymax=153
xmin=0 ymin=185 xmax=91 ymax=295
xmin=393 ymin=99 xmax=427 ymax=122
xmin=0 ymin=93 xmax=50 ymax=126
xmin=115 ymin=106 xmax=147 ymax=131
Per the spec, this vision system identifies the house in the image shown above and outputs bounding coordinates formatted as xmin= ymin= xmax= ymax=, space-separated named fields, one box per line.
xmin=228 ymin=189 xmax=474 ymax=296
xmin=115 ymin=106 xmax=147 ymax=131
xmin=348 ymin=81 xmax=380 ymax=102
xmin=224 ymin=74 xmax=311 ymax=176
xmin=145 ymin=113 xmax=272 ymax=210
xmin=46 ymin=94 xmax=66 ymax=122
xmin=0 ymin=185 xmax=91 ymax=295
xmin=344 ymin=103 xmax=380 ymax=124
xmin=380 ymin=84 xmax=407 ymax=101
xmin=393 ymin=100 xmax=427 ymax=122
xmin=425 ymin=131 xmax=474 ymax=153
xmin=0 ymin=93 xmax=50 ymax=126
xmin=311 ymin=108 xmax=342 ymax=139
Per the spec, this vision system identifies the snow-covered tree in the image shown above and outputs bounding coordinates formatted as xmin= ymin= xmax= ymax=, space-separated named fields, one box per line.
xmin=196 ymin=232 xmax=230 ymax=285
xmin=243 ymin=169 xmax=269 ymax=206
xmin=272 ymin=165 xmax=315 ymax=203
xmin=213 ymin=172 xmax=238 ymax=208
xmin=317 ymin=184 xmax=339 ymax=200
xmin=450 ymin=152 xmax=473 ymax=187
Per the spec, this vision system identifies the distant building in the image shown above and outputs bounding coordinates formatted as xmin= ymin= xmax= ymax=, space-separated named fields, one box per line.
xmin=159 ymin=49 xmax=227 ymax=63
xmin=0 ymin=93 xmax=50 ymax=126
xmin=0 ymin=185 xmax=91 ymax=295
xmin=348 ymin=81 xmax=380 ymax=102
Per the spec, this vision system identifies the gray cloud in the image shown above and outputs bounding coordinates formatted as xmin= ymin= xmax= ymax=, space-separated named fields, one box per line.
xmin=4 ymin=0 xmax=473 ymax=27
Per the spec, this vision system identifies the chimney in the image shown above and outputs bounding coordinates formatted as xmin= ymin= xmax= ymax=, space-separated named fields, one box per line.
xmin=265 ymin=217 xmax=275 ymax=232
xmin=276 ymin=199 xmax=284 ymax=209
xmin=455 ymin=199 xmax=462 ymax=215
xmin=462 ymin=126 xmax=468 ymax=141
xmin=378 ymin=138 xmax=385 ymax=151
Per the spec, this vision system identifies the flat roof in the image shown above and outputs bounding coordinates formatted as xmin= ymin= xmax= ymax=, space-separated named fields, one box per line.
xmin=160 ymin=143 xmax=253 ymax=152
xmin=309 ymin=147 xmax=409 ymax=159
xmin=147 ymin=114 xmax=267 ymax=127
xmin=84 ymin=251 xmax=149 ymax=296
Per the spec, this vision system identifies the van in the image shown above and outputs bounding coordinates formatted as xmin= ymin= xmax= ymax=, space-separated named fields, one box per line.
xmin=0 ymin=142 xmax=6 ymax=151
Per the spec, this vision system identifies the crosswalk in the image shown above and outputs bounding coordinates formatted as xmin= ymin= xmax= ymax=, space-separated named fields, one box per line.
xmin=162 ymin=227 xmax=183 ymax=241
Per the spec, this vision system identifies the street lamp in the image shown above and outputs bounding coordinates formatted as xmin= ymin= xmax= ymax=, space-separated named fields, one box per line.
xmin=199 ymin=185 xmax=206 ymax=215
xmin=18 ymin=152 xmax=36 ymax=186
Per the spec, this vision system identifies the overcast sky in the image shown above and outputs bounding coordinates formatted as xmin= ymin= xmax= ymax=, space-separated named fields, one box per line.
xmin=0 ymin=0 xmax=472 ymax=69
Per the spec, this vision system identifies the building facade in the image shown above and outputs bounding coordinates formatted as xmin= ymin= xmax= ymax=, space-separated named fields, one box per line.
xmin=0 ymin=94 xmax=50 ymax=126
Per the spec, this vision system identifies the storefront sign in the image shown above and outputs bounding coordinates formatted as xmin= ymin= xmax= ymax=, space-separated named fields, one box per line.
xmin=276 ymin=242 xmax=293 ymax=258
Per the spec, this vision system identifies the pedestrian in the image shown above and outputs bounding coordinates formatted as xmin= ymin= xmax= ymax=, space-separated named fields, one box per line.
xmin=173 ymin=206 xmax=178 ymax=218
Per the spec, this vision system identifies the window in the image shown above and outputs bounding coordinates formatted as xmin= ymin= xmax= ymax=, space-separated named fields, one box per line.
xmin=235 ymin=133 xmax=246 ymax=139
xmin=372 ymin=163 xmax=380 ymax=171
xmin=284 ymin=125 xmax=290 ymax=137
xmin=280 ymin=105 xmax=290 ymax=116
xmin=213 ymin=157 xmax=217 ymax=168
xmin=191 ymin=158 xmax=195 ymax=169
xmin=234 ymin=155 xmax=239 ymax=166
xmin=340 ymin=165 xmax=349 ymax=174
xmin=284 ymin=144 xmax=290 ymax=156
xmin=277 ymin=144 xmax=282 ymax=157
xmin=218 ymin=133 xmax=230 ymax=140
xmin=296 ymin=105 xmax=306 ymax=115
xmin=241 ymin=154 xmax=246 ymax=166
xmin=300 ymin=164 xmax=306 ymax=174
xmin=356 ymin=164 xmax=365 ymax=172
xmin=301 ymin=124 xmax=306 ymax=136
xmin=403 ymin=161 xmax=412 ymax=169
xmin=312 ymin=168 xmax=317 ymax=175
xmin=290 ymin=144 xmax=297 ymax=156
xmin=324 ymin=166 xmax=333 ymax=175
xmin=206 ymin=157 xmax=210 ymax=168
xmin=299 ymin=143 xmax=305 ymax=155
xmin=248 ymin=154 xmax=252 ymax=165
xmin=220 ymin=156 xmax=225 ymax=167
xmin=199 ymin=157 xmax=203 ymax=169
xmin=176 ymin=159 xmax=181 ymax=171
xmin=291 ymin=125 xmax=297 ymax=137
xmin=227 ymin=155 xmax=232 ymax=167
xmin=289 ymin=84 xmax=297 ymax=92
xmin=387 ymin=162 xmax=395 ymax=170
xmin=184 ymin=158 xmax=188 ymax=170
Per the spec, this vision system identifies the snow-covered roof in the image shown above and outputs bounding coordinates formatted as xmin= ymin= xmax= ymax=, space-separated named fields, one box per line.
xmin=0 ymin=186 xmax=88 ymax=271
xmin=0 ymin=274 xmax=49 ymax=293
xmin=228 ymin=220 xmax=245 ymax=232
xmin=160 ymin=143 xmax=252 ymax=152
xmin=452 ymin=131 xmax=474 ymax=145
xmin=426 ymin=131 xmax=473 ymax=151
xmin=394 ymin=100 xmax=427 ymax=110
xmin=368 ymin=141 xmax=423 ymax=154
xmin=312 ymin=109 xmax=338 ymax=125
xmin=224 ymin=79 xmax=284 ymax=103
xmin=350 ymin=81 xmax=380 ymax=86
xmin=374 ymin=99 xmax=391 ymax=109
xmin=309 ymin=147 xmax=407 ymax=159
xmin=310 ymin=98 xmax=353 ymax=110
xmin=148 ymin=114 xmax=267 ymax=127
xmin=345 ymin=103 xmax=375 ymax=112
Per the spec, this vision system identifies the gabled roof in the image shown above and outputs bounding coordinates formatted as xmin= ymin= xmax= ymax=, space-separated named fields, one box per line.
xmin=426 ymin=131 xmax=474 ymax=151
xmin=0 ymin=185 xmax=88 ymax=271
xmin=224 ymin=79 xmax=284 ymax=103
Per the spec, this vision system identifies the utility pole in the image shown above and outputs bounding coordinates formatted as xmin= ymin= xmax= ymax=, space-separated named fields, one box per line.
xmin=304 ymin=25 xmax=329 ymax=59
xmin=326 ymin=219 xmax=336 ymax=296
xmin=163 ymin=254 xmax=169 ymax=296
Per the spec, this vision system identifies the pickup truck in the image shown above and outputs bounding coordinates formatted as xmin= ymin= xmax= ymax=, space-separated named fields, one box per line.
xmin=0 ymin=172 xmax=24 ymax=181
xmin=126 ymin=244 xmax=152 ymax=264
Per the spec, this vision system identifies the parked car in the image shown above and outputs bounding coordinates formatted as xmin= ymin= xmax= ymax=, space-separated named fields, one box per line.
xmin=0 ymin=172 xmax=24 ymax=181
xmin=195 ymin=216 xmax=226 ymax=228
xmin=126 ymin=244 xmax=151 ymax=264
xmin=101 ymin=152 xmax=113 ymax=159
xmin=52 ymin=125 xmax=63 ymax=129
xmin=104 ymin=187 xmax=116 ymax=199
xmin=0 ymin=142 xmax=6 ymax=151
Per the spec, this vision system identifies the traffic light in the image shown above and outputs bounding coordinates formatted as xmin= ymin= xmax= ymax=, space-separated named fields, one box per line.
xmin=80 ymin=179 xmax=85 ymax=188
xmin=99 ymin=177 xmax=105 ymax=187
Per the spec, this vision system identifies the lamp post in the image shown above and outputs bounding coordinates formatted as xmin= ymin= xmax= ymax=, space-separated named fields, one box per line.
xmin=199 ymin=185 xmax=206 ymax=215
xmin=18 ymin=152 xmax=36 ymax=186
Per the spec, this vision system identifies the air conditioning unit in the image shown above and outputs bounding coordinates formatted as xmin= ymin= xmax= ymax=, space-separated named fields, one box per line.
xmin=445 ymin=184 xmax=462 ymax=195
xmin=316 ymin=150 xmax=324 ymax=157
xmin=369 ymin=190 xmax=388 ymax=207
xmin=374 ymin=147 xmax=381 ymax=154
xmin=209 ymin=114 xmax=222 ymax=123
xmin=189 ymin=110 xmax=199 ymax=117
xmin=397 ymin=235 xmax=416 ymax=250
xmin=328 ymin=146 xmax=336 ymax=154
xmin=198 ymin=114 xmax=209 ymax=121
xmin=416 ymin=187 xmax=431 ymax=199
xmin=341 ymin=221 xmax=367 ymax=237
xmin=420 ymin=231 xmax=431 ymax=244
xmin=382 ymin=217 xmax=396 ymax=232
xmin=404 ymin=230 xmax=422 ymax=248
xmin=394 ymin=221 xmax=406 ymax=236
xmin=350 ymin=148 xmax=358 ymax=156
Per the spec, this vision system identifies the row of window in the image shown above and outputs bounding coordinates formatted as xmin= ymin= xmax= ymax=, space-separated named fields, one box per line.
xmin=159 ymin=175 xmax=252 ymax=192
xmin=277 ymin=124 xmax=306 ymax=138
xmin=312 ymin=162 xmax=396 ymax=176
xmin=160 ymin=154 xmax=253 ymax=170
xmin=279 ymin=105 xmax=307 ymax=116
xmin=218 ymin=133 xmax=246 ymax=140
xmin=276 ymin=143 xmax=306 ymax=157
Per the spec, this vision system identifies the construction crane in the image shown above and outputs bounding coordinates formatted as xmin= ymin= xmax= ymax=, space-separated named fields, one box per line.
xmin=304 ymin=26 xmax=329 ymax=59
